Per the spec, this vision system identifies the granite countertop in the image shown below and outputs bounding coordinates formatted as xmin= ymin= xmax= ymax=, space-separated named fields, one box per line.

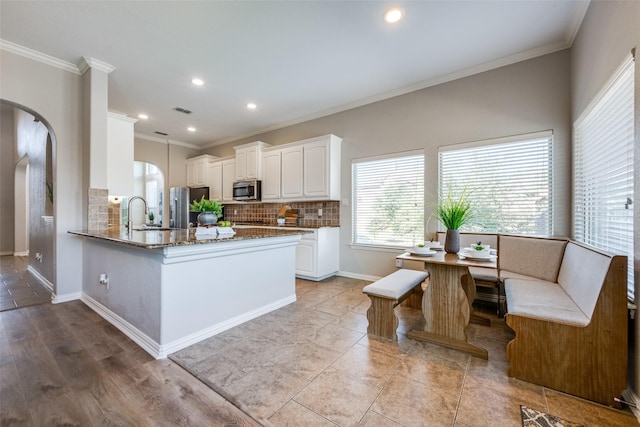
xmin=233 ymin=222 xmax=339 ymax=229
xmin=68 ymin=226 xmax=310 ymax=249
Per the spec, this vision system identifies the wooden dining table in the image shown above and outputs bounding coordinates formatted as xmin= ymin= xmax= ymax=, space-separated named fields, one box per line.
xmin=396 ymin=251 xmax=497 ymax=359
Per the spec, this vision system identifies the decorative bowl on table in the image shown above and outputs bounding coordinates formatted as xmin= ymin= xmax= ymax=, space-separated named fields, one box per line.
xmin=424 ymin=241 xmax=442 ymax=250
xmin=411 ymin=245 xmax=436 ymax=256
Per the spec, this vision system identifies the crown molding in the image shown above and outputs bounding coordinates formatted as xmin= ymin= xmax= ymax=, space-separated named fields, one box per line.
xmin=564 ymin=0 xmax=590 ymax=46
xmin=0 ymin=39 xmax=81 ymax=74
xmin=108 ymin=110 xmax=137 ymax=123
xmin=134 ymin=132 xmax=201 ymax=150
xmin=203 ymin=40 xmax=571 ymax=148
xmin=78 ymin=56 xmax=115 ymax=75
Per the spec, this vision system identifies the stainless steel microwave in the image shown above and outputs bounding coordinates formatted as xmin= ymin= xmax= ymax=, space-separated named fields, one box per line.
xmin=233 ymin=180 xmax=261 ymax=201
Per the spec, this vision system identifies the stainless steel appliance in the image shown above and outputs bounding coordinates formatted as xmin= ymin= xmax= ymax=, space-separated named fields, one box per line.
xmin=233 ymin=180 xmax=261 ymax=201
xmin=169 ymin=186 xmax=209 ymax=228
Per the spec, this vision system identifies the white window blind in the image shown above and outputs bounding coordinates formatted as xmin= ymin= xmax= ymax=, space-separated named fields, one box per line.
xmin=352 ymin=152 xmax=424 ymax=247
xmin=439 ymin=131 xmax=553 ymax=235
xmin=574 ymin=55 xmax=634 ymax=301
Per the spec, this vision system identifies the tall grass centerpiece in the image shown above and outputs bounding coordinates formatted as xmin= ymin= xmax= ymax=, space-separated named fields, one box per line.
xmin=436 ymin=190 xmax=474 ymax=253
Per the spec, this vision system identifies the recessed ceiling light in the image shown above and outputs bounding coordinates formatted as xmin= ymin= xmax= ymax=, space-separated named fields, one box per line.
xmin=138 ymin=113 xmax=148 ymax=120
xmin=187 ymin=127 xmax=196 ymax=132
xmin=246 ymin=103 xmax=257 ymax=110
xmin=384 ymin=7 xmax=403 ymax=23
xmin=191 ymin=78 xmax=204 ymax=86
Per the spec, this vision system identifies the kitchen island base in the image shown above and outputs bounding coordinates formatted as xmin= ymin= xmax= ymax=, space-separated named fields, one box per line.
xmin=77 ymin=231 xmax=302 ymax=359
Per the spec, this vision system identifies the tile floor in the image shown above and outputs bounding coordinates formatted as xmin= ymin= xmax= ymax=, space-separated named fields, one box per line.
xmin=0 ymin=256 xmax=51 ymax=311
xmin=171 ymin=275 xmax=639 ymax=427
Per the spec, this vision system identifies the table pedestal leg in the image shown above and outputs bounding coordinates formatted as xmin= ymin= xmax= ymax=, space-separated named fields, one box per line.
xmin=407 ymin=263 xmax=488 ymax=359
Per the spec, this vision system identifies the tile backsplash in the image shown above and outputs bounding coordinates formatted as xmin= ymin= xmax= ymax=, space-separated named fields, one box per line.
xmin=224 ymin=201 xmax=340 ymax=227
xmin=88 ymin=188 xmax=108 ymax=231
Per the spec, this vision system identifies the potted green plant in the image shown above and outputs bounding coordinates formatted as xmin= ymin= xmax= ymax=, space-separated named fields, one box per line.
xmin=435 ymin=189 xmax=474 ymax=253
xmin=190 ymin=196 xmax=223 ymax=226
xmin=148 ymin=211 xmax=155 ymax=224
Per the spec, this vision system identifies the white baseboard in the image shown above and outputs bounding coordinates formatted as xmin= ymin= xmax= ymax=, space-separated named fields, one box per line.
xmin=13 ymin=251 xmax=29 ymax=257
xmin=337 ymin=270 xmax=381 ymax=282
xmin=81 ymin=293 xmax=297 ymax=359
xmin=27 ymin=265 xmax=54 ymax=292
xmin=52 ymin=292 xmax=82 ymax=303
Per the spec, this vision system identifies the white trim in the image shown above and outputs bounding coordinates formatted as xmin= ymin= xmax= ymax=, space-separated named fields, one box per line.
xmin=337 ymin=270 xmax=381 ymax=282
xmin=27 ymin=265 xmax=53 ymax=292
xmin=52 ymin=292 xmax=82 ymax=304
xmin=81 ymin=292 xmax=296 ymax=359
xmin=439 ymin=130 xmax=553 ymax=153
xmin=201 ymin=41 xmax=570 ymax=148
xmin=13 ymin=251 xmax=29 ymax=257
xmin=575 ymin=54 xmax=635 ymax=126
xmin=78 ymin=56 xmax=115 ymax=74
xmin=0 ymin=39 xmax=81 ymax=74
xmin=0 ymin=251 xmax=13 ymax=256
xmin=351 ymin=149 xmax=424 ymax=165
xmin=108 ymin=111 xmax=137 ymax=123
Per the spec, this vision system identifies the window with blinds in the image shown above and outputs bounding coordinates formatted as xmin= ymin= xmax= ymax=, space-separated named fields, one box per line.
xmin=573 ymin=54 xmax=634 ymax=301
xmin=439 ymin=131 xmax=553 ymax=235
xmin=352 ymin=151 xmax=424 ymax=247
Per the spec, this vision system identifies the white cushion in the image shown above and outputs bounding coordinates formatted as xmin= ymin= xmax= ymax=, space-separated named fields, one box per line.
xmin=363 ymin=269 xmax=429 ymax=299
xmin=504 ymin=278 xmax=589 ymax=326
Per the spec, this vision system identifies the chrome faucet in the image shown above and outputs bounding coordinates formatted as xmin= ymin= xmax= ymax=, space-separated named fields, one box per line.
xmin=127 ymin=196 xmax=148 ymax=231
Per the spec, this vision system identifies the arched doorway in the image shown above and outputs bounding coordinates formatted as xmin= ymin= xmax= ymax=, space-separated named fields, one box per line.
xmin=1 ymin=100 xmax=57 ymax=301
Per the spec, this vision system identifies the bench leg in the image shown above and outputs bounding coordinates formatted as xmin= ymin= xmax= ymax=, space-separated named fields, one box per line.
xmin=366 ymin=295 xmax=399 ymax=340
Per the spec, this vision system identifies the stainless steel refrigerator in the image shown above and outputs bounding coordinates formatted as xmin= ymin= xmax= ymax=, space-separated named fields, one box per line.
xmin=169 ymin=186 xmax=209 ymax=228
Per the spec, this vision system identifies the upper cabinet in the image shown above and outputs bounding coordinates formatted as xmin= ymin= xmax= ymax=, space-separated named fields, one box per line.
xmin=234 ymin=141 xmax=270 ymax=181
xmin=261 ymin=134 xmax=341 ymax=202
xmin=221 ymin=158 xmax=236 ymax=202
xmin=107 ymin=112 xmax=137 ymax=196
xmin=303 ymin=135 xmax=341 ymax=200
xmin=187 ymin=154 xmax=216 ymax=187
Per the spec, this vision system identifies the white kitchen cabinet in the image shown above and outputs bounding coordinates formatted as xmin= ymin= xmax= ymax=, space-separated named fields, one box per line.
xmin=206 ymin=161 xmax=223 ymax=201
xmin=235 ymin=141 xmax=270 ymax=180
xmin=107 ymin=112 xmax=137 ymax=196
xmin=262 ymin=150 xmax=281 ymax=200
xmin=187 ymin=154 xmax=215 ymax=187
xmin=281 ymin=145 xmax=304 ymax=199
xmin=295 ymin=227 xmax=339 ymax=281
xmin=221 ymin=159 xmax=236 ymax=202
xmin=303 ymin=135 xmax=341 ymax=200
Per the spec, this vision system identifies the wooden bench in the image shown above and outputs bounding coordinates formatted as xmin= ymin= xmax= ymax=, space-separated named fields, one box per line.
xmin=362 ymin=269 xmax=429 ymax=340
xmin=499 ymin=235 xmax=628 ymax=407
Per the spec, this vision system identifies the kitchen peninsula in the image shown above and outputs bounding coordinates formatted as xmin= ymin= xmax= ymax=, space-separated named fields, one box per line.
xmin=70 ymin=227 xmax=307 ymax=358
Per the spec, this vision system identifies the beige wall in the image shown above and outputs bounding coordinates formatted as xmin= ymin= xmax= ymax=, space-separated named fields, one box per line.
xmin=570 ymin=0 xmax=640 ymax=401
xmin=134 ymin=136 xmax=200 ymax=226
xmin=0 ymin=50 xmax=84 ymax=299
xmin=204 ymin=50 xmax=572 ymax=279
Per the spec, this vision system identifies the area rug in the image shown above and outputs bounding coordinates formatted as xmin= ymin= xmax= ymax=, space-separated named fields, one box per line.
xmin=521 ymin=405 xmax=584 ymax=427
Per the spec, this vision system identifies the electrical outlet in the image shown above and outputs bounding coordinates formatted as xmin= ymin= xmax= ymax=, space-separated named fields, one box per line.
xmin=317 ymin=208 xmax=322 ymax=217
xmin=234 ymin=209 xmax=237 ymax=215
xmin=395 ymin=259 xmax=403 ymax=268
xmin=99 ymin=273 xmax=110 ymax=290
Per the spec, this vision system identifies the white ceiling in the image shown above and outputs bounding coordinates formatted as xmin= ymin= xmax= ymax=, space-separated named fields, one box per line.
xmin=0 ymin=1 xmax=588 ymax=148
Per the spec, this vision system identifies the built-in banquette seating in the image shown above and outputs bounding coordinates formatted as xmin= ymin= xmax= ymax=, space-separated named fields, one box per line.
xmin=499 ymin=235 xmax=628 ymax=407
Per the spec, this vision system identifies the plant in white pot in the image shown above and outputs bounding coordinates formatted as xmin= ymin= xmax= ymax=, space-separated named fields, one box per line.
xmin=435 ymin=190 xmax=474 ymax=254
xmin=190 ymin=196 xmax=223 ymax=226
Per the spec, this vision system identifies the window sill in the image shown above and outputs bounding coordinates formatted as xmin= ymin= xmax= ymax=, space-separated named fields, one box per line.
xmin=349 ymin=243 xmax=408 ymax=254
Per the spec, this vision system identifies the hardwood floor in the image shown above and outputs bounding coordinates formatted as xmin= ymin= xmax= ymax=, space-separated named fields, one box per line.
xmin=0 ymin=300 xmax=261 ymax=426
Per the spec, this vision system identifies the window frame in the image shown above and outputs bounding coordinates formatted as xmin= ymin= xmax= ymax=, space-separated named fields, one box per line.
xmin=351 ymin=150 xmax=425 ymax=249
xmin=438 ymin=130 xmax=554 ymax=236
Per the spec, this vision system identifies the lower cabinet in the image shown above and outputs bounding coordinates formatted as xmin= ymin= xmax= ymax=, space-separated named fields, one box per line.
xmin=295 ymin=227 xmax=339 ymax=281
